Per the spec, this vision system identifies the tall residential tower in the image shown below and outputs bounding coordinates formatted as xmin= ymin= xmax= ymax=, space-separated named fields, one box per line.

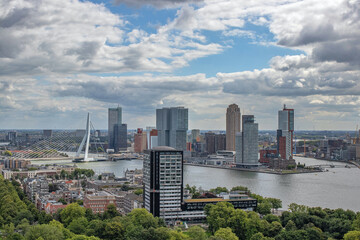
xmin=226 ymin=104 xmax=241 ymax=151
xmin=143 ymin=147 xmax=183 ymax=222
xmin=277 ymin=105 xmax=294 ymax=160
xmin=235 ymin=115 xmax=259 ymax=167
xmin=156 ymin=107 xmax=188 ymax=151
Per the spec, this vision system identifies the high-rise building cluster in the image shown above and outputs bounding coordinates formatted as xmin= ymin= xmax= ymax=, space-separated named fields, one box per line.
xmin=106 ymin=103 xmax=295 ymax=171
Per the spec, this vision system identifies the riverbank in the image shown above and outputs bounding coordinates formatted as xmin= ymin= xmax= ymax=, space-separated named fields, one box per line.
xmin=183 ymin=163 xmax=323 ymax=175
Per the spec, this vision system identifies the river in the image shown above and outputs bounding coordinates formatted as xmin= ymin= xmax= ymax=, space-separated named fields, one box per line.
xmin=32 ymin=157 xmax=360 ymax=212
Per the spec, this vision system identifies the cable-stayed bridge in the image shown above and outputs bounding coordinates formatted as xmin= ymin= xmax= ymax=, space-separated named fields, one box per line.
xmin=8 ymin=113 xmax=106 ymax=162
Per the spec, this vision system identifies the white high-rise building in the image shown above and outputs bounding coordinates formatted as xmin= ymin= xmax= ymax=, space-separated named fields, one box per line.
xmin=143 ymin=147 xmax=183 ymax=222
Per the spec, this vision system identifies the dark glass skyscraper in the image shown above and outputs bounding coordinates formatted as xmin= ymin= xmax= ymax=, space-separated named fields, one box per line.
xmin=108 ymin=106 xmax=123 ymax=151
xmin=113 ymin=123 xmax=127 ymax=152
xmin=156 ymin=107 xmax=188 ymax=151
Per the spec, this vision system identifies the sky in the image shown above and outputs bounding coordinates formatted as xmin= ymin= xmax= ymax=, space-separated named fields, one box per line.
xmin=1 ymin=0 xmax=360 ymax=130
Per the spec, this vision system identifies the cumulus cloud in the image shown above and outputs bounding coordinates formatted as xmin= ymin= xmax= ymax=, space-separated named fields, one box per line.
xmin=0 ymin=0 xmax=225 ymax=76
xmin=220 ymin=54 xmax=360 ymax=97
xmin=1 ymin=0 xmax=360 ymax=130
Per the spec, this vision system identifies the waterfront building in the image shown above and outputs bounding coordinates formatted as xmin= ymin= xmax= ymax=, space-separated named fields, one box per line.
xmin=235 ymin=115 xmax=259 ymax=167
xmin=143 ymin=146 xmax=184 ymax=222
xmin=156 ymin=107 xmax=188 ymax=151
xmin=113 ymin=124 xmax=127 ymax=152
xmin=205 ymin=132 xmax=216 ymax=154
xmin=205 ymin=133 xmax=226 ymax=154
xmin=134 ymin=128 xmax=147 ymax=153
xmin=215 ymin=134 xmax=226 ymax=152
xmin=259 ymin=149 xmax=278 ymax=164
xmin=277 ymin=105 xmax=294 ymax=160
xmin=226 ymin=104 xmax=241 ymax=151
xmin=108 ymin=106 xmax=122 ymax=151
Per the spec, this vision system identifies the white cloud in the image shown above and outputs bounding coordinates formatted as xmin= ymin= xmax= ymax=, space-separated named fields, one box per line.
xmin=1 ymin=0 xmax=360 ymax=130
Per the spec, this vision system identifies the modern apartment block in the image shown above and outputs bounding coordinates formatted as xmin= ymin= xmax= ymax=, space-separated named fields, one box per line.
xmin=143 ymin=147 xmax=184 ymax=222
xmin=277 ymin=105 xmax=294 ymax=160
xmin=156 ymin=107 xmax=188 ymax=151
xmin=235 ymin=115 xmax=259 ymax=167
xmin=226 ymin=104 xmax=241 ymax=151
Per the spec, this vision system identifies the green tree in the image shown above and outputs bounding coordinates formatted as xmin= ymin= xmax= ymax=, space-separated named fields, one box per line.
xmin=102 ymin=204 xmax=119 ymax=220
xmin=24 ymin=224 xmax=64 ymax=240
xmin=257 ymin=201 xmax=272 ymax=215
xmin=228 ymin=209 xmax=248 ymax=240
xmin=214 ymin=228 xmax=239 ymax=240
xmin=169 ymin=229 xmax=190 ymax=240
xmin=85 ymin=219 xmax=106 ymax=239
xmin=305 ymin=227 xmax=324 ymax=240
xmin=344 ymin=231 xmax=360 ymax=240
xmin=264 ymin=214 xmax=281 ymax=224
xmin=187 ymin=226 xmax=207 ymax=240
xmin=60 ymin=203 xmax=86 ymax=226
xmin=288 ymin=203 xmax=308 ymax=213
xmin=127 ymin=208 xmax=160 ymax=229
xmin=250 ymin=233 xmax=274 ymax=240
xmin=284 ymin=220 xmax=297 ymax=232
xmin=267 ymin=198 xmax=282 ymax=213
xmin=266 ymin=221 xmax=283 ymax=238
xmin=209 ymin=187 xmax=229 ymax=194
xmin=49 ymin=220 xmax=74 ymax=239
xmin=134 ymin=189 xmax=143 ymax=195
xmin=68 ymin=217 xmax=88 ymax=235
xmin=205 ymin=202 xmax=235 ymax=233
xmin=68 ymin=236 xmax=101 ymax=240
xmin=103 ymin=222 xmax=125 ymax=240
xmin=4 ymin=150 xmax=12 ymax=156
xmin=230 ymin=186 xmax=250 ymax=193
xmin=353 ymin=213 xmax=360 ymax=231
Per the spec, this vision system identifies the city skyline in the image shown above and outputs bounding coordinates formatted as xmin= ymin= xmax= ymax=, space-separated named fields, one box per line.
xmin=1 ymin=0 xmax=360 ymax=130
